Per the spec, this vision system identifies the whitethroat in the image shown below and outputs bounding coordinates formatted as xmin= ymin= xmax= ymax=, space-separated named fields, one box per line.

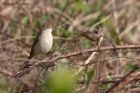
xmin=21 ymin=27 xmax=53 ymax=69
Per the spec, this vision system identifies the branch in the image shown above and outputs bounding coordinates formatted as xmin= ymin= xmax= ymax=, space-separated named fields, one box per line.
xmin=0 ymin=44 xmax=140 ymax=89
xmin=14 ymin=45 xmax=140 ymax=77
xmin=105 ymin=65 xmax=139 ymax=93
xmin=37 ymin=44 xmax=140 ymax=65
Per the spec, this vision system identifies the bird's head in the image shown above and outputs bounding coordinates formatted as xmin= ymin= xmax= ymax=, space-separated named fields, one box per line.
xmin=43 ymin=27 xmax=52 ymax=33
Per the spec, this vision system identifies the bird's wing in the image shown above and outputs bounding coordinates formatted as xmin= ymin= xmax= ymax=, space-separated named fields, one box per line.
xmin=28 ymin=31 xmax=42 ymax=59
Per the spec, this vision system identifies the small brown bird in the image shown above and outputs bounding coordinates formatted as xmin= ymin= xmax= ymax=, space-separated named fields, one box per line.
xmin=28 ymin=28 xmax=53 ymax=59
xmin=21 ymin=28 xmax=53 ymax=69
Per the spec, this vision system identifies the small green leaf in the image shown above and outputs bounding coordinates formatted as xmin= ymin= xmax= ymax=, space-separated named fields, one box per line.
xmin=72 ymin=0 xmax=90 ymax=12
xmin=125 ymin=63 xmax=136 ymax=70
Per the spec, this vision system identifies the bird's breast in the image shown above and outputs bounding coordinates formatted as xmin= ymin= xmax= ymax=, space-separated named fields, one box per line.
xmin=35 ymin=32 xmax=53 ymax=54
xmin=39 ymin=32 xmax=53 ymax=54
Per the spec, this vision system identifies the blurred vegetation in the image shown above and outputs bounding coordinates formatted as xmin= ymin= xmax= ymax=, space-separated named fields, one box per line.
xmin=0 ymin=0 xmax=140 ymax=93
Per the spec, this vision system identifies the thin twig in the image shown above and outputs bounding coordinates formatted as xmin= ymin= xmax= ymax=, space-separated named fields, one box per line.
xmin=105 ymin=65 xmax=139 ymax=93
xmin=14 ymin=45 xmax=140 ymax=77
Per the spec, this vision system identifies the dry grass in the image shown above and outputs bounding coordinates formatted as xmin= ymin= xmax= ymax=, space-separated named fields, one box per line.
xmin=0 ymin=0 xmax=140 ymax=93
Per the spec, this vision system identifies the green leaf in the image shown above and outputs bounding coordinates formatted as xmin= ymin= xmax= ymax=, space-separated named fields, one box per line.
xmin=72 ymin=0 xmax=90 ymax=12
xmin=125 ymin=63 xmax=137 ymax=70
xmin=47 ymin=66 xmax=76 ymax=93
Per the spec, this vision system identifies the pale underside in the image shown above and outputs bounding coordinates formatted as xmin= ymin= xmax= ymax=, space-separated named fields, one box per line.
xmin=33 ymin=31 xmax=53 ymax=55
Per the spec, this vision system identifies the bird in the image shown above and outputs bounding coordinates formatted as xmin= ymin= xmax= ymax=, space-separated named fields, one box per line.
xmin=21 ymin=27 xmax=53 ymax=70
